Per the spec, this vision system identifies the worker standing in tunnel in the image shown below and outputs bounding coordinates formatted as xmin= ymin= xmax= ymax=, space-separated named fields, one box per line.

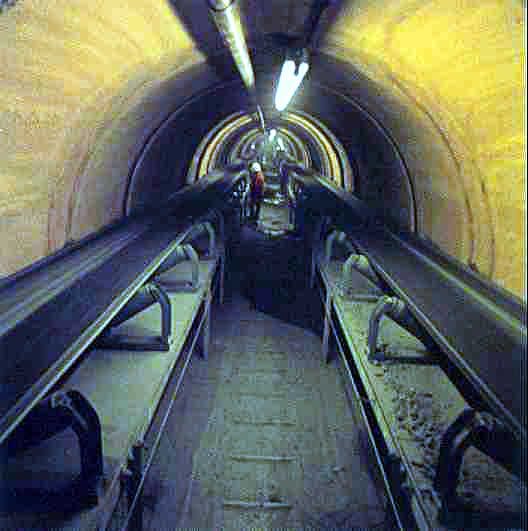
xmin=249 ymin=161 xmax=265 ymax=223
xmin=279 ymin=158 xmax=289 ymax=198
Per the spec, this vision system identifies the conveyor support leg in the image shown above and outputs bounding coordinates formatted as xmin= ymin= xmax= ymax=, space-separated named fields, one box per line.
xmin=121 ymin=440 xmax=144 ymax=531
xmin=323 ymin=230 xmax=356 ymax=265
xmin=434 ymin=408 xmax=523 ymax=517
xmin=4 ymin=390 xmax=103 ymax=506
xmin=342 ymin=253 xmax=383 ymax=289
xmin=321 ymin=288 xmax=334 ymax=363
xmin=197 ymin=290 xmax=212 ymax=360
xmin=185 ymin=221 xmax=216 ymax=260
xmin=96 ymin=282 xmax=172 ymax=351
xmin=367 ymin=295 xmax=438 ymax=362
xmin=310 ymin=216 xmax=330 ymax=288
xmin=155 ymin=244 xmax=200 ymax=292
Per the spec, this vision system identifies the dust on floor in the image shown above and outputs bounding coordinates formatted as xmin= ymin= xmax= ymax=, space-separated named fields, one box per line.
xmin=142 ymin=295 xmax=387 ymax=530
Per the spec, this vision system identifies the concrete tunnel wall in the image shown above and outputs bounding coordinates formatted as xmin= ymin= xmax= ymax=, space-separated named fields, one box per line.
xmin=0 ymin=0 xmax=525 ymax=300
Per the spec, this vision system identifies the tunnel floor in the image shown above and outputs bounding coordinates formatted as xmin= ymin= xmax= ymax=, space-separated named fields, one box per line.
xmin=227 ymin=204 xmax=322 ymax=332
xmin=141 ymin=294 xmax=387 ymax=530
xmin=132 ymin=210 xmax=387 ymax=529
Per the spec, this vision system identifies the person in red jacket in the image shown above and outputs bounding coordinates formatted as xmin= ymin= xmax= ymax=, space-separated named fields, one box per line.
xmin=249 ymin=161 xmax=265 ymax=222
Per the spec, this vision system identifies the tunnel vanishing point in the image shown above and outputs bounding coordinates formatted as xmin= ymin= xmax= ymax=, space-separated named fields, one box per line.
xmin=0 ymin=1 xmax=526 ymax=530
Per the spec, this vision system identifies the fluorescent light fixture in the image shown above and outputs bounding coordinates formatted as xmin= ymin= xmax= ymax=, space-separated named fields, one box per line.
xmin=274 ymin=59 xmax=309 ymax=112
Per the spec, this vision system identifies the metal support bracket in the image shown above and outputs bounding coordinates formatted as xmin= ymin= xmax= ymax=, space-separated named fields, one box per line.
xmin=310 ymin=216 xmax=331 ymax=288
xmin=4 ymin=389 xmax=103 ymax=507
xmin=209 ymin=209 xmax=226 ymax=245
xmin=323 ymin=230 xmax=356 ymax=265
xmin=197 ymin=290 xmax=212 ymax=360
xmin=120 ymin=440 xmax=144 ymax=531
xmin=185 ymin=221 xmax=217 ymax=261
xmin=155 ymin=244 xmax=200 ymax=292
xmin=321 ymin=287 xmax=334 ymax=363
xmin=96 ymin=282 xmax=172 ymax=351
xmin=204 ymin=210 xmax=226 ymax=304
xmin=219 ymin=248 xmax=225 ymax=305
xmin=367 ymin=295 xmax=439 ymax=362
xmin=434 ymin=408 xmax=523 ymax=517
xmin=294 ymin=182 xmax=311 ymax=235
xmin=342 ymin=253 xmax=383 ymax=289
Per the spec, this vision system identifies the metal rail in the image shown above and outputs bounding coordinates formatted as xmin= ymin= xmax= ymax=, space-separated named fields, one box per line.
xmin=0 ymin=170 xmax=245 ymax=445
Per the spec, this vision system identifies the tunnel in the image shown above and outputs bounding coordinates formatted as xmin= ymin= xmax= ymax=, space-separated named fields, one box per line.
xmin=0 ymin=1 xmax=526 ymax=529
xmin=1 ymin=0 xmax=525 ymax=296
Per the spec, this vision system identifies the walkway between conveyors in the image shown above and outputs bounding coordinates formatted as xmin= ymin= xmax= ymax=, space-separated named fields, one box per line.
xmin=132 ymin=212 xmax=389 ymax=529
xmin=226 ymin=212 xmax=322 ymax=333
xmin=141 ymin=294 xmax=387 ymax=530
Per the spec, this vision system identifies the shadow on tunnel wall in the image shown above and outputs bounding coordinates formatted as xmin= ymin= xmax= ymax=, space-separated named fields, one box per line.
xmin=125 ymin=78 xmax=251 ymax=215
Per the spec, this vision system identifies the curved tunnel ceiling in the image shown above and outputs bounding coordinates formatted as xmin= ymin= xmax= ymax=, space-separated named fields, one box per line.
xmin=184 ymin=109 xmax=354 ymax=189
xmin=0 ymin=0 xmax=525 ymax=301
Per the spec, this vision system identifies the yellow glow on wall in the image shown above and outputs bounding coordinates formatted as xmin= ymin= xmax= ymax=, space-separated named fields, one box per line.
xmin=325 ymin=0 xmax=526 ymax=299
xmin=1 ymin=0 xmax=525 ymax=302
xmin=0 ymin=0 xmax=203 ymax=275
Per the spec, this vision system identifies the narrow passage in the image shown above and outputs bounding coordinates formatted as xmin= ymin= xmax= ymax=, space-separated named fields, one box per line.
xmin=140 ymin=243 xmax=386 ymax=528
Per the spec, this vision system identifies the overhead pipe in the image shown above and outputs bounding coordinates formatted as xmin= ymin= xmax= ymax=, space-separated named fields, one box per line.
xmin=207 ymin=0 xmax=255 ymax=91
xmin=207 ymin=1 xmax=266 ymax=131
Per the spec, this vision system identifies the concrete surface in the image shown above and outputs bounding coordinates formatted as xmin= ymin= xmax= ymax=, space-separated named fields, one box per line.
xmin=140 ymin=294 xmax=388 ymax=530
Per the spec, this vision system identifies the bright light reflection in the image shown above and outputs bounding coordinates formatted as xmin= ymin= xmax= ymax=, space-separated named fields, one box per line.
xmin=269 ymin=129 xmax=277 ymax=141
xmin=274 ymin=60 xmax=309 ymax=112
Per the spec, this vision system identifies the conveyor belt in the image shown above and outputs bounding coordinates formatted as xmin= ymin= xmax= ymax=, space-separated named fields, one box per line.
xmin=0 ymin=170 xmax=245 ymax=444
xmin=295 ymin=173 xmax=526 ymax=443
xmin=317 ymin=262 xmax=524 ymax=530
xmin=1 ymin=252 xmax=220 ymax=530
xmin=351 ymin=228 xmax=526 ymax=438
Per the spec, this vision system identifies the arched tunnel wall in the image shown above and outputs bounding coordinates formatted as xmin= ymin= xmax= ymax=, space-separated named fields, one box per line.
xmin=321 ymin=0 xmax=525 ymax=298
xmin=0 ymin=0 xmax=525 ymax=300
xmin=125 ymin=80 xmax=252 ymax=214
